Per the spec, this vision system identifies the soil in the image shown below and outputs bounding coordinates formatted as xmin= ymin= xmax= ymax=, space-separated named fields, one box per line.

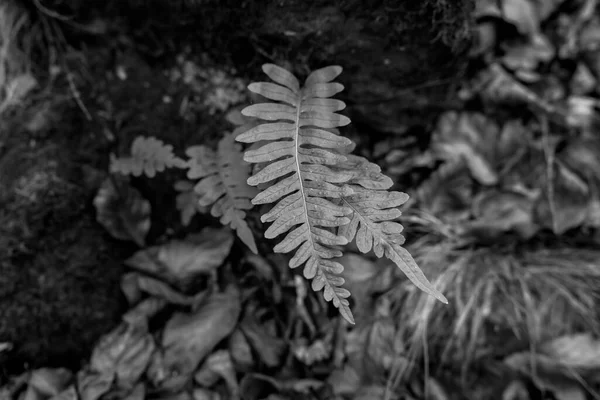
xmin=0 ymin=0 xmax=474 ymax=378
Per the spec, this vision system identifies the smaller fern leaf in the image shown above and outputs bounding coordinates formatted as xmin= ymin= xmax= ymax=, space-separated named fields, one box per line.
xmin=237 ymin=64 xmax=356 ymax=323
xmin=338 ymin=159 xmax=448 ymax=304
xmin=186 ymin=133 xmax=258 ymax=254
xmin=110 ymin=136 xmax=186 ymax=177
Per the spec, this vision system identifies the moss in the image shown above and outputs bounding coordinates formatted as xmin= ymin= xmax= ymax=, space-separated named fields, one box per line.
xmin=0 ymin=115 xmax=128 ymax=379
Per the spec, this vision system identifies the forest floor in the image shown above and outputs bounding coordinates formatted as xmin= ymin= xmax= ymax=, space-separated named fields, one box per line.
xmin=2 ymin=1 xmax=600 ymax=400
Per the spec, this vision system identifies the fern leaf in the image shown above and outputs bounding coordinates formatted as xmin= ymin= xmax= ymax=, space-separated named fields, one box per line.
xmin=186 ymin=133 xmax=258 ymax=254
xmin=338 ymin=157 xmax=448 ymax=304
xmin=237 ymin=64 xmax=356 ymax=324
xmin=110 ymin=136 xmax=186 ymax=177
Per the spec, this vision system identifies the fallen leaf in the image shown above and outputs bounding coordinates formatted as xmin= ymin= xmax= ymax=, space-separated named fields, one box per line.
xmin=149 ymin=286 xmax=241 ymax=391
xmin=76 ymin=371 xmax=113 ymax=400
xmin=534 ymin=163 xmax=590 ymax=234
xmin=93 ymin=177 xmax=151 ymax=246
xmin=501 ymin=0 xmax=539 ymax=35
xmin=353 ymin=385 xmax=387 ymax=400
xmin=120 ymin=272 xmax=208 ymax=306
xmin=467 ymin=189 xmax=538 ymax=239
xmin=194 ymin=350 xmax=239 ymax=399
xmin=48 ymin=386 xmax=77 ymax=400
xmin=502 ymin=379 xmax=530 ymax=400
xmin=292 ymin=338 xmax=331 ymax=366
xmin=570 ymin=63 xmax=597 ymax=95
xmin=542 ymin=333 xmax=600 ymax=369
xmin=23 ymin=368 xmax=72 ymax=400
xmin=120 ymin=383 xmax=145 ymax=400
xmin=327 ymin=366 xmax=362 ymax=396
xmin=125 ymin=228 xmax=233 ymax=291
xmin=89 ymin=322 xmax=156 ymax=390
xmin=192 ymin=388 xmax=221 ymax=400
xmin=239 ymin=315 xmax=285 ymax=368
xmin=432 ymin=112 xmax=499 ymax=185
xmin=504 ymin=333 xmax=600 ymax=398
xmin=228 ymin=329 xmax=254 ymax=370
xmin=425 ymin=377 xmax=449 ymax=400
xmin=416 ymin=160 xmax=473 ymax=223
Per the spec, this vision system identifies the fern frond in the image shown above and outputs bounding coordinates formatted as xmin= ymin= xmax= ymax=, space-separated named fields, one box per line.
xmin=338 ymin=157 xmax=448 ymax=304
xmin=110 ymin=136 xmax=186 ymax=177
xmin=237 ymin=64 xmax=356 ymax=323
xmin=186 ymin=132 xmax=258 ymax=254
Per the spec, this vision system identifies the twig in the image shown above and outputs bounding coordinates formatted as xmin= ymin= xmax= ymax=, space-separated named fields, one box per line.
xmin=65 ymin=68 xmax=91 ymax=120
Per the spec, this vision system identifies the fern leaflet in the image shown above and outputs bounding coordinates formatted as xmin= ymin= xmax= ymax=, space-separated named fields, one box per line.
xmin=237 ymin=64 xmax=356 ymax=323
xmin=186 ymin=132 xmax=258 ymax=254
xmin=337 ymin=156 xmax=448 ymax=303
xmin=110 ymin=136 xmax=186 ymax=177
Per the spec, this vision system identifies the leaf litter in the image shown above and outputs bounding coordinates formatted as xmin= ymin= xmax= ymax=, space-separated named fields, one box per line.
xmin=7 ymin=0 xmax=600 ymax=399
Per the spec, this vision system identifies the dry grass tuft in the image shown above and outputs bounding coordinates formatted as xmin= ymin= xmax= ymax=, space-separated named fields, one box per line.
xmin=386 ymin=241 xmax=600 ymax=387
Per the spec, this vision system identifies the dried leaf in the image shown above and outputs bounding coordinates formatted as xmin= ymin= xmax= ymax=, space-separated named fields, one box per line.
xmin=194 ymin=350 xmax=239 ymax=398
xmin=23 ymin=368 xmax=72 ymax=400
xmin=48 ymin=386 xmax=77 ymax=400
xmin=432 ymin=112 xmax=499 ymax=185
xmin=228 ymin=329 xmax=254 ymax=370
xmin=76 ymin=371 xmax=113 ymax=400
xmin=467 ymin=190 xmax=538 ymax=239
xmin=93 ymin=177 xmax=151 ymax=246
xmin=542 ymin=333 xmax=600 ymax=369
xmin=239 ymin=315 xmax=285 ymax=368
xmin=353 ymin=385 xmax=387 ymax=400
xmin=534 ymin=163 xmax=589 ymax=234
xmin=89 ymin=322 xmax=155 ymax=390
xmin=501 ymin=380 xmax=530 ymax=400
xmin=327 ymin=366 xmax=362 ymax=396
xmin=120 ymin=272 xmax=208 ymax=306
xmin=501 ymin=0 xmax=540 ymax=35
xmin=125 ymin=228 xmax=233 ymax=290
xmin=150 ymin=287 xmax=241 ymax=390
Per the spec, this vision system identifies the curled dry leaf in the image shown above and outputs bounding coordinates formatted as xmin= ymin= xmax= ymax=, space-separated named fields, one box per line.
xmin=148 ymin=286 xmax=241 ymax=391
xmin=93 ymin=177 xmax=151 ymax=246
xmin=125 ymin=228 xmax=233 ymax=291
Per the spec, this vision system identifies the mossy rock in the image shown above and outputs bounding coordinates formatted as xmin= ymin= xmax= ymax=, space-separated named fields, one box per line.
xmin=0 ymin=121 xmax=127 ymax=378
xmin=34 ymin=0 xmax=473 ymax=132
